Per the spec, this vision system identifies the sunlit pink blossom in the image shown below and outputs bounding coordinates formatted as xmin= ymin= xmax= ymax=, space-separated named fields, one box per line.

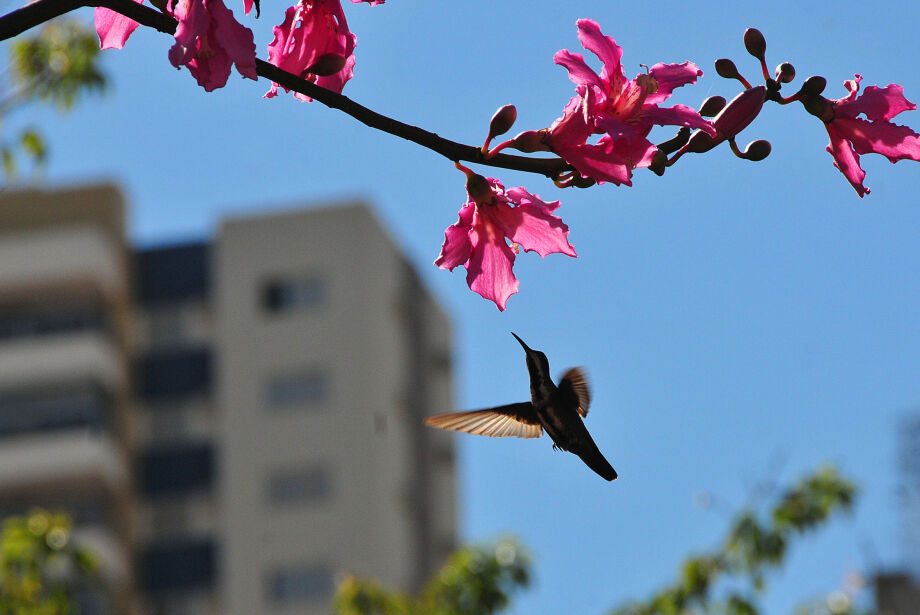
xmin=435 ymin=167 xmax=577 ymax=311
xmin=822 ymin=75 xmax=920 ymax=197
xmin=94 ymin=0 xmax=144 ymax=50
xmin=167 ymin=0 xmax=257 ymax=92
xmin=549 ymin=19 xmax=714 ymax=184
xmin=265 ymin=0 xmax=356 ymax=101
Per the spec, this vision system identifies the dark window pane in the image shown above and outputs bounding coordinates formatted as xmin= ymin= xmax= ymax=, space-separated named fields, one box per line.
xmin=141 ymin=537 xmax=216 ymax=592
xmin=262 ymin=276 xmax=326 ymax=313
xmin=266 ymin=371 xmax=328 ymax=408
xmin=266 ymin=565 xmax=333 ymax=605
xmin=135 ymin=243 xmax=210 ymax=306
xmin=268 ymin=467 xmax=331 ymax=505
xmin=139 ymin=443 xmax=214 ymax=496
xmin=0 ymin=383 xmax=111 ymax=439
xmin=137 ymin=349 xmax=212 ymax=401
xmin=0 ymin=304 xmax=105 ymax=341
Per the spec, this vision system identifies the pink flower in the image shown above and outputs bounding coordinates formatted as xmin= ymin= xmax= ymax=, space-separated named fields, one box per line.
xmin=265 ymin=0 xmax=356 ymax=101
xmin=167 ymin=0 xmax=257 ymax=92
xmin=94 ymin=0 xmax=144 ymax=50
xmin=435 ymin=167 xmax=577 ymax=311
xmin=549 ymin=19 xmax=714 ymax=185
xmin=822 ymin=75 xmax=920 ymax=197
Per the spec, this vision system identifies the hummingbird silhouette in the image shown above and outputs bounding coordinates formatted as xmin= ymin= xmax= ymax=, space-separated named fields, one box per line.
xmin=424 ymin=332 xmax=617 ymax=481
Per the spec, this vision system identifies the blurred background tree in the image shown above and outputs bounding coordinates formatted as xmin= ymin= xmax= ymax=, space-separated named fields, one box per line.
xmin=334 ymin=466 xmax=871 ymax=615
xmin=612 ymin=465 xmax=864 ymax=615
xmin=0 ymin=509 xmax=98 ymax=614
xmin=334 ymin=537 xmax=529 ymax=615
xmin=1 ymin=18 xmax=106 ymax=180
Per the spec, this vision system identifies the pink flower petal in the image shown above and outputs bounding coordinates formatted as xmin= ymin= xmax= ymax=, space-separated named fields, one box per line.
xmin=594 ymin=115 xmax=642 ymax=140
xmin=94 ymin=3 xmax=143 ymax=50
xmin=826 ymin=123 xmax=868 ymax=197
xmin=838 ymin=84 xmax=917 ymax=122
xmin=492 ymin=192 xmax=577 ymax=259
xmin=168 ymin=0 xmax=207 ymax=68
xmin=553 ymin=50 xmax=603 ymax=91
xmin=558 ymin=140 xmax=634 ymax=186
xmin=265 ymin=0 xmax=356 ymax=101
xmin=834 ymin=116 xmax=920 ymax=163
xmin=434 ymin=203 xmax=475 ymax=271
xmin=643 ymin=103 xmax=717 ymax=135
xmin=548 ymin=96 xmax=593 ymax=148
xmin=467 ymin=212 xmax=519 ymax=311
xmin=210 ymin=0 xmax=257 ymax=80
xmin=645 ymin=61 xmax=703 ymax=105
xmin=574 ymin=18 xmax=624 ymax=93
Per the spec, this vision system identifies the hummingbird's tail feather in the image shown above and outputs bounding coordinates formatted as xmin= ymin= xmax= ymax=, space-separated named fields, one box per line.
xmin=576 ymin=448 xmax=617 ymax=481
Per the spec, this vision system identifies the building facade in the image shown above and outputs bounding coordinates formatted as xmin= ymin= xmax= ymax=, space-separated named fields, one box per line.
xmin=0 ymin=185 xmax=456 ymax=615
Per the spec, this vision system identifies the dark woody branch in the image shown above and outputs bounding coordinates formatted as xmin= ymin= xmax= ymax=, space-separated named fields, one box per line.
xmin=0 ymin=0 xmax=571 ymax=179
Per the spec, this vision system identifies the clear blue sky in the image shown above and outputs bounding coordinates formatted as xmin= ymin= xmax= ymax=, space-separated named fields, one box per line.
xmin=7 ymin=1 xmax=920 ymax=612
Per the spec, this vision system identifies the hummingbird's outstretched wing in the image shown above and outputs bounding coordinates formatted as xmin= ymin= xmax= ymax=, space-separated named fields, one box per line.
xmin=424 ymin=403 xmax=543 ymax=438
xmin=558 ymin=367 xmax=591 ymax=418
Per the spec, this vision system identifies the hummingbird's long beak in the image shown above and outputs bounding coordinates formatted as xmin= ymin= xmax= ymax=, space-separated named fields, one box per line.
xmin=510 ymin=332 xmax=531 ymax=353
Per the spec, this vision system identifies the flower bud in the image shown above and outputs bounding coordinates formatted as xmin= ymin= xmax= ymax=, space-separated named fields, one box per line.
xmin=572 ymin=175 xmax=597 ymax=188
xmin=648 ymin=150 xmax=667 ymax=176
xmin=802 ymin=95 xmax=834 ymax=123
xmin=685 ymin=130 xmax=721 ymax=154
xmin=743 ymin=28 xmax=767 ymax=61
xmin=307 ymin=53 xmax=347 ymax=77
xmin=488 ymin=105 xmax=517 ymax=140
xmin=774 ymin=62 xmax=795 ymax=84
xmin=741 ymin=139 xmax=771 ymax=161
xmin=509 ymin=130 xmax=549 ymax=153
xmin=699 ymin=96 xmax=727 ymax=117
xmin=715 ymin=58 xmax=742 ymax=81
xmin=801 ymin=75 xmax=827 ymax=97
xmin=465 ymin=171 xmax=494 ymax=205
xmin=712 ymin=85 xmax=766 ymax=139
xmin=656 ymin=126 xmax=691 ymax=155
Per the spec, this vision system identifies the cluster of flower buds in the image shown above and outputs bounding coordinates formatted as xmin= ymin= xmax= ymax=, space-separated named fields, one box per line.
xmin=656 ymin=28 xmax=920 ymax=196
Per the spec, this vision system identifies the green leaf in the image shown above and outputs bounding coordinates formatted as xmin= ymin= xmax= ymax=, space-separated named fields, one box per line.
xmin=1 ymin=145 xmax=16 ymax=180
xmin=19 ymin=129 xmax=46 ymax=165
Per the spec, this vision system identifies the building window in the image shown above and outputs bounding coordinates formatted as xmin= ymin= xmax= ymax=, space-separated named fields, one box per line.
xmin=0 ymin=383 xmax=111 ymax=439
xmin=266 ymin=565 xmax=333 ymax=605
xmin=139 ymin=442 xmax=215 ymax=497
xmin=137 ymin=349 xmax=212 ymax=401
xmin=268 ymin=467 xmax=331 ymax=506
xmin=134 ymin=242 xmax=210 ymax=306
xmin=262 ymin=275 xmax=326 ymax=313
xmin=141 ymin=537 xmax=216 ymax=592
xmin=266 ymin=371 xmax=329 ymax=408
xmin=0 ymin=303 xmax=106 ymax=342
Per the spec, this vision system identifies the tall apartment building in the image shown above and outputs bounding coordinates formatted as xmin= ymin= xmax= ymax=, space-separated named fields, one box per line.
xmin=0 ymin=184 xmax=457 ymax=615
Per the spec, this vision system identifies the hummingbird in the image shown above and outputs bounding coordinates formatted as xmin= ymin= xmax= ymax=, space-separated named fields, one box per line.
xmin=424 ymin=332 xmax=617 ymax=481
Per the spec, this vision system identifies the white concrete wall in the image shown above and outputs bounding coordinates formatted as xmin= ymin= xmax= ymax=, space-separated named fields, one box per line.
xmin=216 ymin=203 xmax=454 ymax=615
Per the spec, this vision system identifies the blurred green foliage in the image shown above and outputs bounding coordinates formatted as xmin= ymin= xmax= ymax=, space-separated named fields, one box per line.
xmin=334 ymin=538 xmax=530 ymax=615
xmin=332 ymin=466 xmax=871 ymax=615
xmin=0 ymin=509 xmax=98 ymax=614
xmin=1 ymin=19 xmax=106 ymax=181
xmin=612 ymin=465 xmax=864 ymax=615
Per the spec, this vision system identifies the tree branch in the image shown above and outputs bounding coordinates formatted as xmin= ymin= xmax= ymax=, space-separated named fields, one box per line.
xmin=0 ymin=0 xmax=570 ymax=179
